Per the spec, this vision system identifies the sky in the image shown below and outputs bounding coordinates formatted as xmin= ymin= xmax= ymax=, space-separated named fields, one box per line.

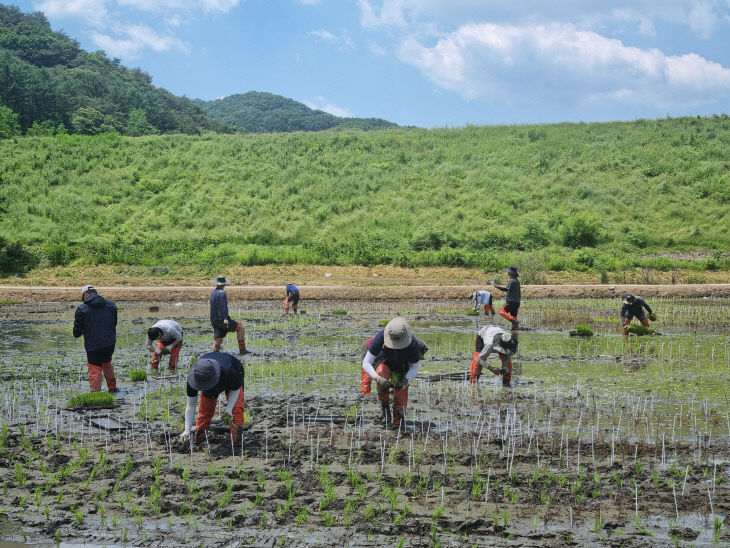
xmin=11 ymin=0 xmax=730 ymax=127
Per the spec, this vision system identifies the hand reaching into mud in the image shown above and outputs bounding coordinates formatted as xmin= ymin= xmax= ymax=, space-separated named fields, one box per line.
xmin=221 ymin=412 xmax=233 ymax=426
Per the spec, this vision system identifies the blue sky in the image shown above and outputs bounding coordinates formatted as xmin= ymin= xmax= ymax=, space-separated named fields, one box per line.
xmin=12 ymin=0 xmax=730 ymax=127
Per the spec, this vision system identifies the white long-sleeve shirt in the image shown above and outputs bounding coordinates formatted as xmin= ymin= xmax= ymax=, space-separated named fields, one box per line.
xmin=145 ymin=319 xmax=183 ymax=348
xmin=476 ymin=325 xmax=510 ymax=367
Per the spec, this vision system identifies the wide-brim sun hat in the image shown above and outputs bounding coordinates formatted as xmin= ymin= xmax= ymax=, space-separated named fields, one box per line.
xmin=212 ymin=275 xmax=231 ymax=285
xmin=504 ymin=266 xmax=519 ymax=277
xmin=492 ymin=332 xmax=518 ymax=355
xmin=384 ymin=317 xmax=413 ymax=350
xmin=188 ymin=358 xmax=221 ymax=391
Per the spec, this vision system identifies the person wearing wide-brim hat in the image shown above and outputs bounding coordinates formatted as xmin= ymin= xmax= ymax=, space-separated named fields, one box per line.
xmin=493 ymin=266 xmax=521 ymax=330
xmin=210 ymin=275 xmax=250 ymax=355
xmin=470 ymin=325 xmax=518 ymax=386
xmin=361 ymin=317 xmax=428 ymax=428
xmin=620 ymin=294 xmax=655 ymax=336
xmin=181 ymin=352 xmax=245 ymax=444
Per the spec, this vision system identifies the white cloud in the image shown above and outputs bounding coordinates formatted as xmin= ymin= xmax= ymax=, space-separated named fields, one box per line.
xmin=303 ymin=97 xmax=353 ymax=117
xmin=308 ymin=29 xmax=355 ymax=49
xmin=91 ymin=24 xmax=190 ymax=57
xmin=398 ymin=23 xmax=730 ymax=107
xmin=358 ymin=0 xmax=729 ymax=38
xmin=198 ymin=0 xmax=242 ymax=12
xmin=36 ymin=0 xmax=108 ymax=26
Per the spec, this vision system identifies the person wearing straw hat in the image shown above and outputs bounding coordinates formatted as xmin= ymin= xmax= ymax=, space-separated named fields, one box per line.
xmin=284 ymin=283 xmax=300 ymax=314
xmin=493 ymin=266 xmax=521 ymax=330
xmin=361 ymin=317 xmax=427 ymax=427
xmin=73 ymin=284 xmax=119 ymax=393
xmin=180 ymin=352 xmax=245 ymax=444
xmin=145 ymin=319 xmax=184 ymax=371
xmin=469 ymin=290 xmax=495 ymax=317
xmin=620 ymin=294 xmax=655 ymax=336
xmin=470 ymin=324 xmax=518 ymax=386
xmin=210 ymin=275 xmax=250 ymax=355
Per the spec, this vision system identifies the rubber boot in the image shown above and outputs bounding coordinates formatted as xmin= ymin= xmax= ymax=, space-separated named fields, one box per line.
xmin=212 ymin=337 xmax=223 ymax=352
xmin=498 ymin=306 xmax=519 ymax=330
xmin=87 ymin=363 xmax=102 ymax=392
xmin=284 ymin=298 xmax=290 ymax=314
xmin=469 ymin=351 xmax=482 ymax=383
xmin=236 ymin=324 xmax=250 ymax=355
xmin=101 ymin=361 xmax=117 ymax=392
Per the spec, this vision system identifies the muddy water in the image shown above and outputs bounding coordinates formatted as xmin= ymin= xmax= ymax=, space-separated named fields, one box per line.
xmin=0 ymin=298 xmax=729 ymax=546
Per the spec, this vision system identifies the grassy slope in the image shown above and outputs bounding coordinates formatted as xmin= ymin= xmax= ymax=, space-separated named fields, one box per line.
xmin=1 ymin=117 xmax=728 ymax=277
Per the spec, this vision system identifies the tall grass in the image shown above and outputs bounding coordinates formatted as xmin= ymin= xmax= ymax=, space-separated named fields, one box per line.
xmin=1 ymin=116 xmax=729 ymax=272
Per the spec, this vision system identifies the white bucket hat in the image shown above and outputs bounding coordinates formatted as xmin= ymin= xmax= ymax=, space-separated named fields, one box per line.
xmin=492 ymin=332 xmax=518 ymax=355
xmin=212 ymin=275 xmax=231 ymax=285
xmin=384 ymin=317 xmax=413 ymax=350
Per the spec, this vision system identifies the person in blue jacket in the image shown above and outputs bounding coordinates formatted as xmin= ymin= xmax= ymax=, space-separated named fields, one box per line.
xmin=284 ymin=284 xmax=300 ymax=314
xmin=73 ymin=285 xmax=119 ymax=393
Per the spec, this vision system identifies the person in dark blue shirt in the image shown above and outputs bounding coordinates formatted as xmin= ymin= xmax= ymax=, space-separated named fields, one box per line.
xmin=181 ymin=352 xmax=245 ymax=444
xmin=620 ymin=294 xmax=655 ymax=336
xmin=284 ymin=284 xmax=300 ymax=314
xmin=73 ymin=285 xmax=119 ymax=393
xmin=361 ymin=318 xmax=427 ymax=428
xmin=210 ymin=275 xmax=249 ymax=355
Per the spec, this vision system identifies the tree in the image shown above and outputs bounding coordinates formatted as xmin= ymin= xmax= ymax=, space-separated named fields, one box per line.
xmin=125 ymin=108 xmax=156 ymax=136
xmin=70 ymin=106 xmax=120 ymax=135
xmin=0 ymin=97 xmax=20 ymax=138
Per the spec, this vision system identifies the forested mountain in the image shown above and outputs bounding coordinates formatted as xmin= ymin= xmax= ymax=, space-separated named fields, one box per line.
xmin=197 ymin=92 xmax=398 ymax=133
xmin=0 ymin=4 xmax=223 ymax=135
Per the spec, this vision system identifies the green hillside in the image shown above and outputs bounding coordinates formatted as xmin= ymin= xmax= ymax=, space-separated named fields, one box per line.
xmin=0 ymin=4 xmax=221 ymax=135
xmin=0 ymin=117 xmax=729 ymax=277
xmin=197 ymin=92 xmax=398 ymax=133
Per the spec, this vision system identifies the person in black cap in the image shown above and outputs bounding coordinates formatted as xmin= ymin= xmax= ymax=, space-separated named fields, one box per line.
xmin=361 ymin=317 xmax=427 ymax=428
xmin=620 ymin=294 xmax=655 ymax=336
xmin=493 ymin=266 xmax=521 ymax=330
xmin=469 ymin=325 xmax=518 ymax=386
xmin=73 ymin=284 xmax=119 ymax=393
xmin=210 ymin=275 xmax=250 ymax=355
xmin=180 ymin=352 xmax=245 ymax=444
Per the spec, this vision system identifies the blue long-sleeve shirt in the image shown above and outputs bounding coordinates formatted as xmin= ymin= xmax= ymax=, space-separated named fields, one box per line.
xmin=210 ymin=288 xmax=229 ymax=323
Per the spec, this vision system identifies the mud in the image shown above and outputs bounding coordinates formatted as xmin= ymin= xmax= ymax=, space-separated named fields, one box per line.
xmin=0 ymin=299 xmax=728 ymax=546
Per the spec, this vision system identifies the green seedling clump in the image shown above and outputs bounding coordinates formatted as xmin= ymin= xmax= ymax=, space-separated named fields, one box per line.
xmin=68 ymin=392 xmax=115 ymax=408
xmin=331 ymin=309 xmax=347 ymax=315
xmin=575 ymin=324 xmax=593 ymax=336
xmin=627 ymin=324 xmax=655 ymax=336
xmin=465 ymin=310 xmax=479 ymax=316
xmin=130 ymin=369 xmax=148 ymax=382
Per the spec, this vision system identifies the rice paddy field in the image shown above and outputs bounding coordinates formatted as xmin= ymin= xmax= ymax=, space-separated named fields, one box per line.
xmin=0 ymin=296 xmax=729 ymax=546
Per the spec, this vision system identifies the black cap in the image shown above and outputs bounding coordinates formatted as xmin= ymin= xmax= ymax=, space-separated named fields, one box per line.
xmin=188 ymin=358 xmax=221 ymax=391
xmin=492 ymin=332 xmax=518 ymax=355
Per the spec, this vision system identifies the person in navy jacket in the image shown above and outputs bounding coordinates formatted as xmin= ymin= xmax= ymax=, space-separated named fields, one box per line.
xmin=73 ymin=285 xmax=118 ymax=393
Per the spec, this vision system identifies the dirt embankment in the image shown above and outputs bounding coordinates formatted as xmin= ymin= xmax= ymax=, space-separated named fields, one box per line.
xmin=1 ymin=283 xmax=729 ymax=303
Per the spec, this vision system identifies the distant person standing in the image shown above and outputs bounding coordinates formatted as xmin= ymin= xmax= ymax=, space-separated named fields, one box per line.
xmin=284 ymin=284 xmax=300 ymax=314
xmin=620 ymin=294 xmax=655 ymax=336
xmin=145 ymin=319 xmax=183 ymax=371
xmin=469 ymin=290 xmax=495 ymax=316
xmin=73 ymin=285 xmax=119 ymax=393
xmin=493 ymin=266 xmax=521 ymax=330
xmin=210 ymin=275 xmax=250 ymax=355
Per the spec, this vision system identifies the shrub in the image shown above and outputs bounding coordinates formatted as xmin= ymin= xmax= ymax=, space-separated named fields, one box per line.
xmin=0 ymin=239 xmax=39 ymax=275
xmin=130 ymin=369 xmax=147 ymax=382
xmin=562 ymin=214 xmax=601 ymax=248
xmin=68 ymin=392 xmax=115 ymax=408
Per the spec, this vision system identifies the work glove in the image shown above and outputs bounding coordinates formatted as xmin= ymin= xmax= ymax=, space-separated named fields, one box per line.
xmin=223 ymin=319 xmax=229 ymax=328
xmin=648 ymin=313 xmax=657 ymax=321
xmin=221 ymin=412 xmax=233 ymax=426
xmin=193 ymin=428 xmax=207 ymax=444
xmin=180 ymin=430 xmax=190 ymax=440
xmin=154 ymin=347 xmax=162 ymax=355
xmin=374 ymin=375 xmax=393 ymax=391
